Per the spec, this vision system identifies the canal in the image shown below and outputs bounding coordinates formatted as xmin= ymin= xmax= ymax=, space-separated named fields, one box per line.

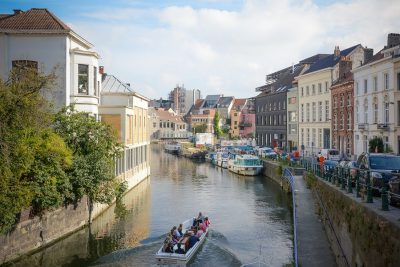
xmin=7 ymin=145 xmax=294 ymax=267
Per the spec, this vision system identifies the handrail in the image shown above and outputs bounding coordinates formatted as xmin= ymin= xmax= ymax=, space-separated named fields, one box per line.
xmin=283 ymin=168 xmax=298 ymax=267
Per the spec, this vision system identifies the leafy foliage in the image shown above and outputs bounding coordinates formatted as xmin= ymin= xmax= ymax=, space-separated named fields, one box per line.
xmin=368 ymin=137 xmax=384 ymax=153
xmin=54 ymin=105 xmax=123 ymax=221
xmin=213 ymin=111 xmax=222 ymax=138
xmin=0 ymin=69 xmax=73 ymax=233
xmin=193 ymin=123 xmax=207 ymax=133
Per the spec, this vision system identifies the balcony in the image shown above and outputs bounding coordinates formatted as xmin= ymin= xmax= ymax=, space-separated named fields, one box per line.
xmin=377 ymin=123 xmax=390 ymax=130
xmin=358 ymin=123 xmax=368 ymax=130
xmin=239 ymin=122 xmax=252 ymax=127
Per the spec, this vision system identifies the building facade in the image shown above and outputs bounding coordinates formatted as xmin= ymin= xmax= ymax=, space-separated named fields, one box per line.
xmin=168 ymin=85 xmax=201 ymax=115
xmin=353 ymin=34 xmax=400 ymax=157
xmin=331 ymin=58 xmax=354 ymax=158
xmin=100 ymin=74 xmax=151 ymax=189
xmin=296 ymin=45 xmax=371 ymax=156
xmin=148 ymin=107 xmax=191 ymax=140
xmin=287 ymin=87 xmax=299 ymax=151
xmin=0 ymin=8 xmax=101 ymax=115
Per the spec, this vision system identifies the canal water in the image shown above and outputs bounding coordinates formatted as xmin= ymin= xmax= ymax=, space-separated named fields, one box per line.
xmin=7 ymin=145 xmax=293 ymax=267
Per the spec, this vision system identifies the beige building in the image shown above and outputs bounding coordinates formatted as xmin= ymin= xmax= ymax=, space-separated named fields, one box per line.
xmin=99 ymin=74 xmax=150 ymax=189
xmin=148 ymin=107 xmax=191 ymax=140
xmin=296 ymin=45 xmax=371 ymax=156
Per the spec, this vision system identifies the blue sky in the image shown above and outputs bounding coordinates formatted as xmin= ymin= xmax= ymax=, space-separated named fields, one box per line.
xmin=1 ymin=0 xmax=399 ymax=99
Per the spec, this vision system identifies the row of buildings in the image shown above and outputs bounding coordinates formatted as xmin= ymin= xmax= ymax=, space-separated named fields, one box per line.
xmin=0 ymin=8 xmax=151 ymax=189
xmin=254 ymin=33 xmax=400 ymax=160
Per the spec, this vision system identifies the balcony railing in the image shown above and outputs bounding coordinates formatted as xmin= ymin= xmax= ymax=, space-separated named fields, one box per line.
xmin=377 ymin=123 xmax=389 ymax=130
xmin=358 ymin=123 xmax=368 ymax=130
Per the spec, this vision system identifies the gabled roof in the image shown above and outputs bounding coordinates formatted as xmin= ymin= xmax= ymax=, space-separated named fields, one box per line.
xmin=102 ymin=74 xmax=134 ymax=94
xmin=303 ymin=44 xmax=361 ymax=74
xmin=0 ymin=8 xmax=70 ymax=32
xmin=153 ymin=108 xmax=185 ymax=123
xmin=217 ymin=96 xmax=234 ymax=108
xmin=194 ymin=99 xmax=204 ymax=109
xmin=233 ymin=98 xmax=247 ymax=107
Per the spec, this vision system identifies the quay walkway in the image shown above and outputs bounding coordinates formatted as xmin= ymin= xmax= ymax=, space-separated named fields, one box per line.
xmin=294 ymin=174 xmax=337 ymax=267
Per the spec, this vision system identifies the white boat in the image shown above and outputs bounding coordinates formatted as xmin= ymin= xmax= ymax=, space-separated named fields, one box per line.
xmin=164 ymin=142 xmax=180 ymax=155
xmin=155 ymin=218 xmax=209 ymax=266
xmin=228 ymin=154 xmax=263 ymax=176
xmin=216 ymin=152 xmax=229 ymax=168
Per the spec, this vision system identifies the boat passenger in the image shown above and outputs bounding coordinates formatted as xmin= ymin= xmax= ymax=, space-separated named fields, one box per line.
xmin=193 ymin=212 xmax=205 ymax=226
xmin=187 ymin=232 xmax=200 ymax=250
xmin=174 ymin=243 xmax=185 ymax=254
xmin=196 ymin=226 xmax=204 ymax=238
xmin=199 ymin=222 xmax=206 ymax=232
xmin=164 ymin=242 xmax=174 ymax=253
xmin=177 ymin=224 xmax=183 ymax=236
xmin=204 ymin=217 xmax=211 ymax=227
xmin=170 ymin=227 xmax=179 ymax=244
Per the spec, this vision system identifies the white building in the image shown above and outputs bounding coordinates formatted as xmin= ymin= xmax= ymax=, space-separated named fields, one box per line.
xmin=353 ymin=34 xmax=400 ymax=157
xmin=0 ymin=8 xmax=101 ymax=115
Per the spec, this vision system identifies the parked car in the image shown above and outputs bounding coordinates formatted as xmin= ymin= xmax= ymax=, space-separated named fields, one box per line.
xmin=356 ymin=153 xmax=400 ymax=194
xmin=317 ymin=149 xmax=341 ymax=161
xmin=323 ymin=160 xmax=339 ymax=176
xmin=258 ymin=147 xmax=277 ymax=159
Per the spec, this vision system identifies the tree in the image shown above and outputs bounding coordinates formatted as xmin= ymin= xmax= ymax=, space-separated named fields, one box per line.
xmin=0 ymin=68 xmax=73 ymax=233
xmin=193 ymin=124 xmax=207 ymax=134
xmin=213 ymin=111 xmax=222 ymax=139
xmin=54 ymin=105 xmax=123 ymax=222
xmin=369 ymin=137 xmax=384 ymax=153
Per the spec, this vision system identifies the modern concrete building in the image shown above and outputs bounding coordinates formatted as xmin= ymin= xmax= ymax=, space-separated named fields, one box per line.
xmin=353 ymin=33 xmax=400 ymax=157
xmin=148 ymin=107 xmax=191 ymax=140
xmin=296 ymin=45 xmax=371 ymax=157
xmin=100 ymin=74 xmax=151 ymax=189
xmin=0 ymin=8 xmax=101 ymax=115
xmin=168 ymin=85 xmax=201 ymax=115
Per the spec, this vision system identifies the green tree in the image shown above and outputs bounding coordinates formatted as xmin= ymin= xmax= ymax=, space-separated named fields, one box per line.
xmin=54 ymin=105 xmax=123 ymax=222
xmin=213 ymin=111 xmax=222 ymax=138
xmin=0 ymin=69 xmax=72 ymax=233
xmin=193 ymin=124 xmax=207 ymax=134
xmin=369 ymin=137 xmax=384 ymax=153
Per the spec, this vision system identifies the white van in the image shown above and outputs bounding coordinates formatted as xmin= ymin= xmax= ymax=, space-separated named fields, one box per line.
xmin=318 ymin=149 xmax=340 ymax=161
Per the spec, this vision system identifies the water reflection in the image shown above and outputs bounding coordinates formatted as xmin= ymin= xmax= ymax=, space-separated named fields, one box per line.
xmin=6 ymin=144 xmax=293 ymax=267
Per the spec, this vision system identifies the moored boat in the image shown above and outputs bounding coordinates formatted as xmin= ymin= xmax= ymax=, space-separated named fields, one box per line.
xmin=228 ymin=154 xmax=263 ymax=176
xmin=164 ymin=142 xmax=180 ymax=155
xmin=205 ymin=152 xmax=216 ymax=163
xmin=155 ymin=218 xmax=209 ymax=266
xmin=216 ymin=151 xmax=229 ymax=168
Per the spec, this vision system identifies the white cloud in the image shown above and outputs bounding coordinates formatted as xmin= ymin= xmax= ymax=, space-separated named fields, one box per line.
xmin=71 ymin=0 xmax=400 ymax=99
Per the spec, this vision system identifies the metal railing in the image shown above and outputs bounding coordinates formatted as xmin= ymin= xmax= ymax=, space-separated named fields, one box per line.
xmin=299 ymin=159 xmax=400 ymax=210
xmin=283 ymin=168 xmax=298 ymax=267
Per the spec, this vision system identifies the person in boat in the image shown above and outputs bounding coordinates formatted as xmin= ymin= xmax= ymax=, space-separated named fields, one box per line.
xmin=204 ymin=217 xmax=211 ymax=227
xmin=199 ymin=222 xmax=206 ymax=232
xmin=193 ymin=212 xmax=205 ymax=226
xmin=187 ymin=232 xmax=200 ymax=250
xmin=170 ymin=226 xmax=179 ymax=244
xmin=164 ymin=242 xmax=174 ymax=253
xmin=174 ymin=243 xmax=185 ymax=254
xmin=177 ymin=224 xmax=183 ymax=236
xmin=196 ymin=226 xmax=204 ymax=238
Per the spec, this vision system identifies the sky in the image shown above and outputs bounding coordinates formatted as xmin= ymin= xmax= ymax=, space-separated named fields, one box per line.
xmin=1 ymin=0 xmax=400 ymax=99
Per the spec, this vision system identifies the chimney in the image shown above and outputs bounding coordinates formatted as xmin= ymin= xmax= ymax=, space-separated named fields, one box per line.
xmin=387 ymin=33 xmax=400 ymax=48
xmin=13 ymin=9 xmax=22 ymax=15
xmin=334 ymin=46 xmax=341 ymax=57
xmin=363 ymin=48 xmax=374 ymax=64
xmin=99 ymin=66 xmax=104 ymax=74
xmin=339 ymin=57 xmax=352 ymax=81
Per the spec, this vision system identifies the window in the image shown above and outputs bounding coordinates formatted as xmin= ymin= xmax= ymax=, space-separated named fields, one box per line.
xmin=356 ymin=81 xmax=360 ymax=95
xmin=347 ymin=94 xmax=351 ymax=106
xmin=384 ymin=96 xmax=389 ymax=124
xmin=340 ymin=112 xmax=344 ymax=130
xmin=283 ymin=101 xmax=286 ymax=110
xmin=340 ymin=96 xmax=344 ymax=107
xmin=333 ymin=113 xmax=337 ymax=130
xmin=306 ymin=86 xmax=309 ymax=96
xmin=325 ymin=81 xmax=329 ymax=92
xmin=373 ymin=76 xmax=378 ymax=92
xmin=93 ymin=66 xmax=97 ymax=96
xmin=364 ymin=99 xmax=368 ymax=124
xmin=289 ymin=124 xmax=297 ymax=134
xmin=318 ymin=101 xmax=322 ymax=122
xmin=312 ymin=84 xmax=315 ymax=95
xmin=301 ymin=87 xmax=304 ymax=97
xmin=397 ymin=73 xmax=400 ymax=91
xmin=384 ymin=73 xmax=389 ymax=90
xmin=278 ymin=102 xmax=281 ymax=110
xmin=312 ymin=129 xmax=316 ymax=148
xmin=384 ymin=136 xmax=389 ymax=152
xmin=307 ymin=128 xmax=310 ymax=147
xmin=325 ymin=100 xmax=329 ymax=121
xmin=347 ymin=112 xmax=351 ymax=130
xmin=364 ymin=79 xmax=368 ymax=94
xmin=318 ymin=83 xmax=322 ymax=94
xmin=289 ymin=111 xmax=297 ymax=122
xmin=312 ymin=102 xmax=316 ymax=122
xmin=301 ymin=104 xmax=304 ymax=122
xmin=306 ymin=103 xmax=310 ymax=122
xmin=398 ymin=101 xmax=400 ymax=126
xmin=373 ymin=97 xmax=378 ymax=124
xmin=356 ymin=100 xmax=359 ymax=123
xmin=78 ymin=64 xmax=89 ymax=94
xmin=301 ymin=128 xmax=304 ymax=147
xmin=318 ymin=129 xmax=322 ymax=148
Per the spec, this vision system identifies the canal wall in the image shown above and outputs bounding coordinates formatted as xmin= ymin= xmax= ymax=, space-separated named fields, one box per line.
xmin=0 ymin=170 xmax=150 ymax=265
xmin=262 ymin=159 xmax=291 ymax=192
xmin=305 ymin=173 xmax=400 ymax=267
